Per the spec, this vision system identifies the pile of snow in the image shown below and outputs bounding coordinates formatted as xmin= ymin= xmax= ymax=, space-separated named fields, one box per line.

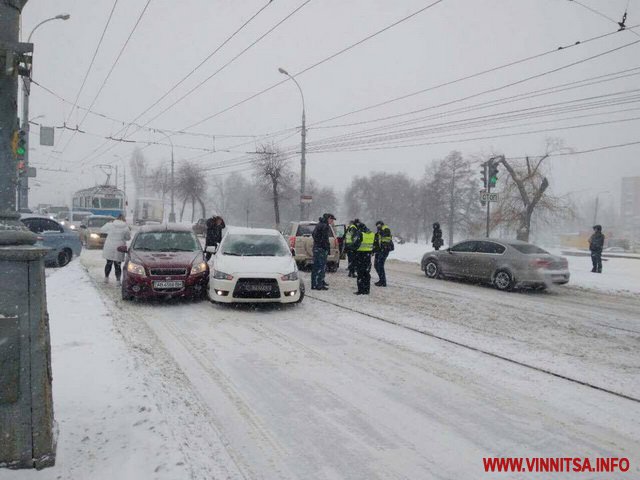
xmin=390 ymin=242 xmax=640 ymax=295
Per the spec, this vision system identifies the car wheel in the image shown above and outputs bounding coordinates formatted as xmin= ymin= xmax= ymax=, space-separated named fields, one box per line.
xmin=424 ymin=260 xmax=440 ymax=279
xmin=57 ymin=249 xmax=72 ymax=268
xmin=295 ymin=280 xmax=305 ymax=303
xmin=493 ymin=269 xmax=514 ymax=291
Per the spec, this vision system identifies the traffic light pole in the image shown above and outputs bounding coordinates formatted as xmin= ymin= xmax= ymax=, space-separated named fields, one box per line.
xmin=18 ymin=75 xmax=29 ymax=210
xmin=485 ymin=162 xmax=491 ymax=238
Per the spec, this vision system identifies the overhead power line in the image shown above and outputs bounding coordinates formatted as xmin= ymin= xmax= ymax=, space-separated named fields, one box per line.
xmin=58 ymin=0 xmax=154 ymax=156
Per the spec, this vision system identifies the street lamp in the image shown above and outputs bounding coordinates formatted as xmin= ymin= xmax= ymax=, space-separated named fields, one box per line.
xmin=593 ymin=191 xmax=611 ymax=225
xmin=156 ymin=131 xmax=175 ymax=223
xmin=278 ymin=67 xmax=307 ymax=221
xmin=18 ymin=13 xmax=71 ymax=211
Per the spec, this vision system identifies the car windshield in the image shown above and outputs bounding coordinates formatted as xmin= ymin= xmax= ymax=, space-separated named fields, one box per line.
xmin=88 ymin=217 xmax=114 ymax=228
xmin=133 ymin=231 xmax=200 ymax=252
xmin=509 ymin=243 xmax=549 ymax=254
xmin=222 ymin=234 xmax=289 ymax=257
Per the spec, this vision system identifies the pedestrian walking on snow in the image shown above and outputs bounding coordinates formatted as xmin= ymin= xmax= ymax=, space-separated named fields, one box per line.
xmin=101 ymin=214 xmax=131 ymax=284
xmin=588 ymin=224 xmax=605 ymax=273
xmin=431 ymin=222 xmax=444 ymax=251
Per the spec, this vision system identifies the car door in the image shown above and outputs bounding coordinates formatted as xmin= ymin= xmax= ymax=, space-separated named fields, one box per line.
xmin=40 ymin=219 xmax=65 ymax=253
xmin=443 ymin=241 xmax=478 ymax=278
xmin=474 ymin=241 xmax=506 ymax=280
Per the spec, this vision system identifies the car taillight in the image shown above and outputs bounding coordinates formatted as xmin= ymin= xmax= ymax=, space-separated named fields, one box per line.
xmin=530 ymin=258 xmax=552 ymax=268
xmin=289 ymin=236 xmax=296 ymax=249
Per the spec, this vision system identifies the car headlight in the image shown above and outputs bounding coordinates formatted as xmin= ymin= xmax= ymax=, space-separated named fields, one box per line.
xmin=281 ymin=271 xmax=298 ymax=281
xmin=70 ymin=224 xmax=76 ymax=230
xmin=127 ymin=262 xmax=146 ymax=276
xmin=90 ymin=233 xmax=100 ymax=239
xmin=213 ymin=270 xmax=233 ymax=280
xmin=191 ymin=262 xmax=208 ymax=275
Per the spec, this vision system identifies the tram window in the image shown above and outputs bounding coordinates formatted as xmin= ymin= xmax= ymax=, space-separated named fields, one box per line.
xmin=92 ymin=198 xmax=100 ymax=208
xmin=101 ymin=197 xmax=121 ymax=209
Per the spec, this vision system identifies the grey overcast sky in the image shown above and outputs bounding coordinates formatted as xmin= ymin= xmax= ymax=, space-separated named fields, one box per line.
xmin=22 ymin=0 xmax=640 ymax=212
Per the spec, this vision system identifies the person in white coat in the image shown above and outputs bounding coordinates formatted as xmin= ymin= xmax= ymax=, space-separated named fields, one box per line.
xmin=101 ymin=214 xmax=131 ymax=283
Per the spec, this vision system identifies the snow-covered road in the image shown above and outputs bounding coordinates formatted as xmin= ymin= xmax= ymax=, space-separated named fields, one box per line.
xmin=5 ymin=250 xmax=639 ymax=479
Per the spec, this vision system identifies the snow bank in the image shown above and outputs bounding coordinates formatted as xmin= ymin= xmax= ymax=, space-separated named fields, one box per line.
xmin=390 ymin=242 xmax=640 ymax=295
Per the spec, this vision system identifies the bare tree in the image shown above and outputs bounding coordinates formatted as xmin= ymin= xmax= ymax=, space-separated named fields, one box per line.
xmin=493 ymin=140 xmax=573 ymax=241
xmin=253 ymin=144 xmax=291 ymax=230
xmin=129 ymin=148 xmax=148 ymax=195
xmin=176 ymin=161 xmax=207 ymax=222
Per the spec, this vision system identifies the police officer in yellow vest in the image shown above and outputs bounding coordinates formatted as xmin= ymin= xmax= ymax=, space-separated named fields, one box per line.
xmin=344 ymin=220 xmax=359 ymax=278
xmin=351 ymin=221 xmax=375 ymax=295
xmin=373 ymin=220 xmax=394 ymax=287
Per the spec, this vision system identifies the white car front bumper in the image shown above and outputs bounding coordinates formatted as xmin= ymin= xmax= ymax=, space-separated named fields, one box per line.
xmin=210 ymin=273 xmax=301 ymax=303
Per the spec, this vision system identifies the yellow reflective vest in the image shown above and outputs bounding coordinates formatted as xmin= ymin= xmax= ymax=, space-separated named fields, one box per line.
xmin=357 ymin=231 xmax=375 ymax=252
xmin=345 ymin=224 xmax=357 ymax=246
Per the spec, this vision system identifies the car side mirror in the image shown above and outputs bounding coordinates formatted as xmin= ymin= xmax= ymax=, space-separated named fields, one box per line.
xmin=117 ymin=245 xmax=128 ymax=253
xmin=205 ymin=245 xmax=218 ymax=254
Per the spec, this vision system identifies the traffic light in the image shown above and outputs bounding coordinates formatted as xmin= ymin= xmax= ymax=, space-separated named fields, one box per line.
xmin=17 ymin=160 xmax=26 ymax=176
xmin=488 ymin=161 xmax=499 ymax=187
xmin=480 ymin=165 xmax=487 ymax=188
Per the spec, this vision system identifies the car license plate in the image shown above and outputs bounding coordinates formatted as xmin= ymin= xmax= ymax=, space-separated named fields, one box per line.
xmin=153 ymin=280 xmax=184 ymax=289
xmin=246 ymin=284 xmax=272 ymax=292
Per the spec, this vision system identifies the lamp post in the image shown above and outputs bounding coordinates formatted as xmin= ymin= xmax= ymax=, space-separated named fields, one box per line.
xmin=593 ymin=191 xmax=611 ymax=225
xmin=278 ymin=67 xmax=307 ymax=221
xmin=157 ymin=131 xmax=175 ymax=222
xmin=19 ymin=13 xmax=70 ymax=211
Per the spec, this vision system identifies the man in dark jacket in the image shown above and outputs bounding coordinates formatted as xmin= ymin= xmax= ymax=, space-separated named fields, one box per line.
xmin=373 ymin=220 xmax=394 ymax=287
xmin=311 ymin=213 xmax=335 ymax=290
xmin=205 ymin=215 xmax=226 ymax=260
xmin=588 ymin=224 xmax=605 ymax=273
xmin=431 ymin=222 xmax=444 ymax=251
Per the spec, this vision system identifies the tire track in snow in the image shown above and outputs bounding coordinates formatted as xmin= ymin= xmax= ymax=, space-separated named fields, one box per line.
xmin=306 ymin=295 xmax=640 ymax=404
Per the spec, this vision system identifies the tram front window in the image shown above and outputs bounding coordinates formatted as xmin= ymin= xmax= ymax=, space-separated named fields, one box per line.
xmin=100 ymin=197 xmax=122 ymax=209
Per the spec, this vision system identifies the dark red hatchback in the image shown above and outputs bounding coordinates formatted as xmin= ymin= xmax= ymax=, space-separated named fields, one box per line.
xmin=120 ymin=224 xmax=209 ymax=300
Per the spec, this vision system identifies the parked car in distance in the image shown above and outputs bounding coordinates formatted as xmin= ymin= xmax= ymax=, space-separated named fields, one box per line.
xmin=192 ymin=218 xmax=207 ymax=236
xmin=56 ymin=211 xmax=92 ymax=231
xmin=79 ymin=215 xmax=115 ymax=249
xmin=20 ymin=215 xmax=82 ymax=267
xmin=209 ymin=228 xmax=304 ymax=304
xmin=421 ymin=238 xmax=570 ymax=291
xmin=120 ymin=224 xmax=209 ymax=301
xmin=286 ymin=221 xmax=340 ymax=271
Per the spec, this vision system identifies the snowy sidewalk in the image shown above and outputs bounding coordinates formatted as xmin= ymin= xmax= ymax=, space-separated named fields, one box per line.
xmin=1 ymin=261 xmax=236 ymax=480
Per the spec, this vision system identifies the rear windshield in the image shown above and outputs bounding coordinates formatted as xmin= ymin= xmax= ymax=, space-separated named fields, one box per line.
xmin=88 ymin=217 xmax=114 ymax=228
xmin=296 ymin=223 xmax=334 ymax=237
xmin=222 ymin=234 xmax=289 ymax=257
xmin=509 ymin=243 xmax=549 ymax=254
xmin=133 ymin=231 xmax=200 ymax=252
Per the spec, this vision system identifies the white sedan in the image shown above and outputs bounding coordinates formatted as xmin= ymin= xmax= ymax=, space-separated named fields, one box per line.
xmin=208 ymin=228 xmax=304 ymax=304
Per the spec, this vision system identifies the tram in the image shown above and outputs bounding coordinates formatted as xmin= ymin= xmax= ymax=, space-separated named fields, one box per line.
xmin=72 ymin=185 xmax=126 ymax=217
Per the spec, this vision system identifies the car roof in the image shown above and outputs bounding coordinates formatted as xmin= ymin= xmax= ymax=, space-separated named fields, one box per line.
xmin=138 ymin=223 xmax=193 ymax=233
xmin=226 ymin=227 xmax=282 ymax=236
xmin=460 ymin=238 xmax=531 ymax=245
xmin=20 ymin=214 xmax=59 ymax=221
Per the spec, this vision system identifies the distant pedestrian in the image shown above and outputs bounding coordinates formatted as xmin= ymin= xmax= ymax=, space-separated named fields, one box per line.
xmin=431 ymin=222 xmax=444 ymax=251
xmin=344 ymin=219 xmax=359 ymax=278
xmin=588 ymin=224 xmax=605 ymax=273
xmin=101 ymin=214 xmax=131 ymax=284
xmin=352 ymin=222 xmax=375 ymax=295
xmin=373 ymin=220 xmax=394 ymax=287
xmin=205 ymin=215 xmax=226 ymax=260
xmin=311 ymin=213 xmax=335 ymax=290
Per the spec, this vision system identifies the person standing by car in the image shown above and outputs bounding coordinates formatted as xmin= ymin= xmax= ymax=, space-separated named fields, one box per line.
xmin=589 ymin=224 xmax=605 ymax=273
xmin=101 ymin=214 xmax=131 ymax=284
xmin=431 ymin=222 xmax=444 ymax=251
xmin=373 ymin=220 xmax=394 ymax=287
xmin=344 ymin=219 xmax=358 ymax=278
xmin=311 ymin=213 xmax=335 ymax=290
xmin=352 ymin=222 xmax=375 ymax=295
xmin=205 ymin=215 xmax=226 ymax=260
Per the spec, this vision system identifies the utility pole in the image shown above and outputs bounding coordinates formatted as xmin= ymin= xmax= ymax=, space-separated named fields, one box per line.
xmin=1 ymin=0 xmax=56 ymax=470
xmin=485 ymin=161 xmax=491 ymax=238
xmin=278 ymin=67 xmax=307 ymax=221
xmin=18 ymin=14 xmax=70 ymax=211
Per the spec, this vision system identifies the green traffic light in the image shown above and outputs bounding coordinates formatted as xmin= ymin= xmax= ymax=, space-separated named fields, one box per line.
xmin=16 ymin=146 xmax=25 ymax=155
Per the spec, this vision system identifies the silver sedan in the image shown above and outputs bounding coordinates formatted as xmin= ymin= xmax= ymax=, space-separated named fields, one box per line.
xmin=421 ymin=239 xmax=570 ymax=291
